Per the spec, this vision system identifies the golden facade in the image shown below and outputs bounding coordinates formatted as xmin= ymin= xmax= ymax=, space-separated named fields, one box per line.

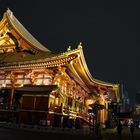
xmin=0 ymin=9 xmax=120 ymax=128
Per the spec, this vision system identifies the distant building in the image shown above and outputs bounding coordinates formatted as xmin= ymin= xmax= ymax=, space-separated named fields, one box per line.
xmin=119 ymin=84 xmax=130 ymax=112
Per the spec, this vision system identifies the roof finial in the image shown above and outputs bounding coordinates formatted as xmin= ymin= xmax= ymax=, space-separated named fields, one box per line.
xmin=6 ymin=8 xmax=13 ymax=19
xmin=78 ymin=42 xmax=82 ymax=49
xmin=67 ymin=46 xmax=71 ymax=51
xmin=3 ymin=8 xmax=10 ymax=18
xmin=7 ymin=8 xmax=10 ymax=12
xmin=7 ymin=8 xmax=12 ymax=14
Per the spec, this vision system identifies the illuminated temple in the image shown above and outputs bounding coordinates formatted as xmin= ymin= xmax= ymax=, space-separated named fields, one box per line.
xmin=0 ymin=9 xmax=120 ymax=128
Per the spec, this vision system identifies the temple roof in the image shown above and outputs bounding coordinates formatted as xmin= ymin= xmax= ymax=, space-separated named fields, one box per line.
xmin=1 ymin=9 xmax=50 ymax=52
xmin=0 ymin=9 xmax=59 ymax=65
xmin=64 ymin=44 xmax=120 ymax=101
xmin=0 ymin=9 xmax=120 ymax=102
xmin=0 ymin=51 xmax=57 ymax=65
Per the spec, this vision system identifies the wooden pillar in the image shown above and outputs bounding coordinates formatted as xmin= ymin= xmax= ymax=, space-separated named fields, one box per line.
xmin=9 ymin=73 xmax=16 ymax=109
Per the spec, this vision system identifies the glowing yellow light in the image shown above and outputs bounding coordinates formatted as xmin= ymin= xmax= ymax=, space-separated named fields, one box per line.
xmin=2 ymin=83 xmax=6 ymax=87
xmin=70 ymin=61 xmax=73 ymax=64
xmin=20 ymin=84 xmax=24 ymax=87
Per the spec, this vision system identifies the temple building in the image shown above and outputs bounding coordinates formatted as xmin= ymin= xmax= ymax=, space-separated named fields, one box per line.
xmin=0 ymin=9 xmax=120 ymax=128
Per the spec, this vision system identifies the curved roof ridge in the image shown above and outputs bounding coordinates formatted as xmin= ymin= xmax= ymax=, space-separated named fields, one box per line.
xmin=75 ymin=43 xmax=118 ymax=87
xmin=4 ymin=9 xmax=50 ymax=52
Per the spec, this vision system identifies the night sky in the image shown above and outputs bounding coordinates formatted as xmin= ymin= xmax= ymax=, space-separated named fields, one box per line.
xmin=0 ymin=0 xmax=140 ymax=104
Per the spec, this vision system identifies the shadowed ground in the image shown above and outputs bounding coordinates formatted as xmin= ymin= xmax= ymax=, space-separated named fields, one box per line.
xmin=0 ymin=125 xmax=140 ymax=140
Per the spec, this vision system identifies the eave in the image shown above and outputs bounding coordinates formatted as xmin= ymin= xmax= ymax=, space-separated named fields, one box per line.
xmin=62 ymin=44 xmax=120 ymax=102
xmin=0 ymin=52 xmax=76 ymax=70
xmin=0 ymin=43 xmax=120 ymax=101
